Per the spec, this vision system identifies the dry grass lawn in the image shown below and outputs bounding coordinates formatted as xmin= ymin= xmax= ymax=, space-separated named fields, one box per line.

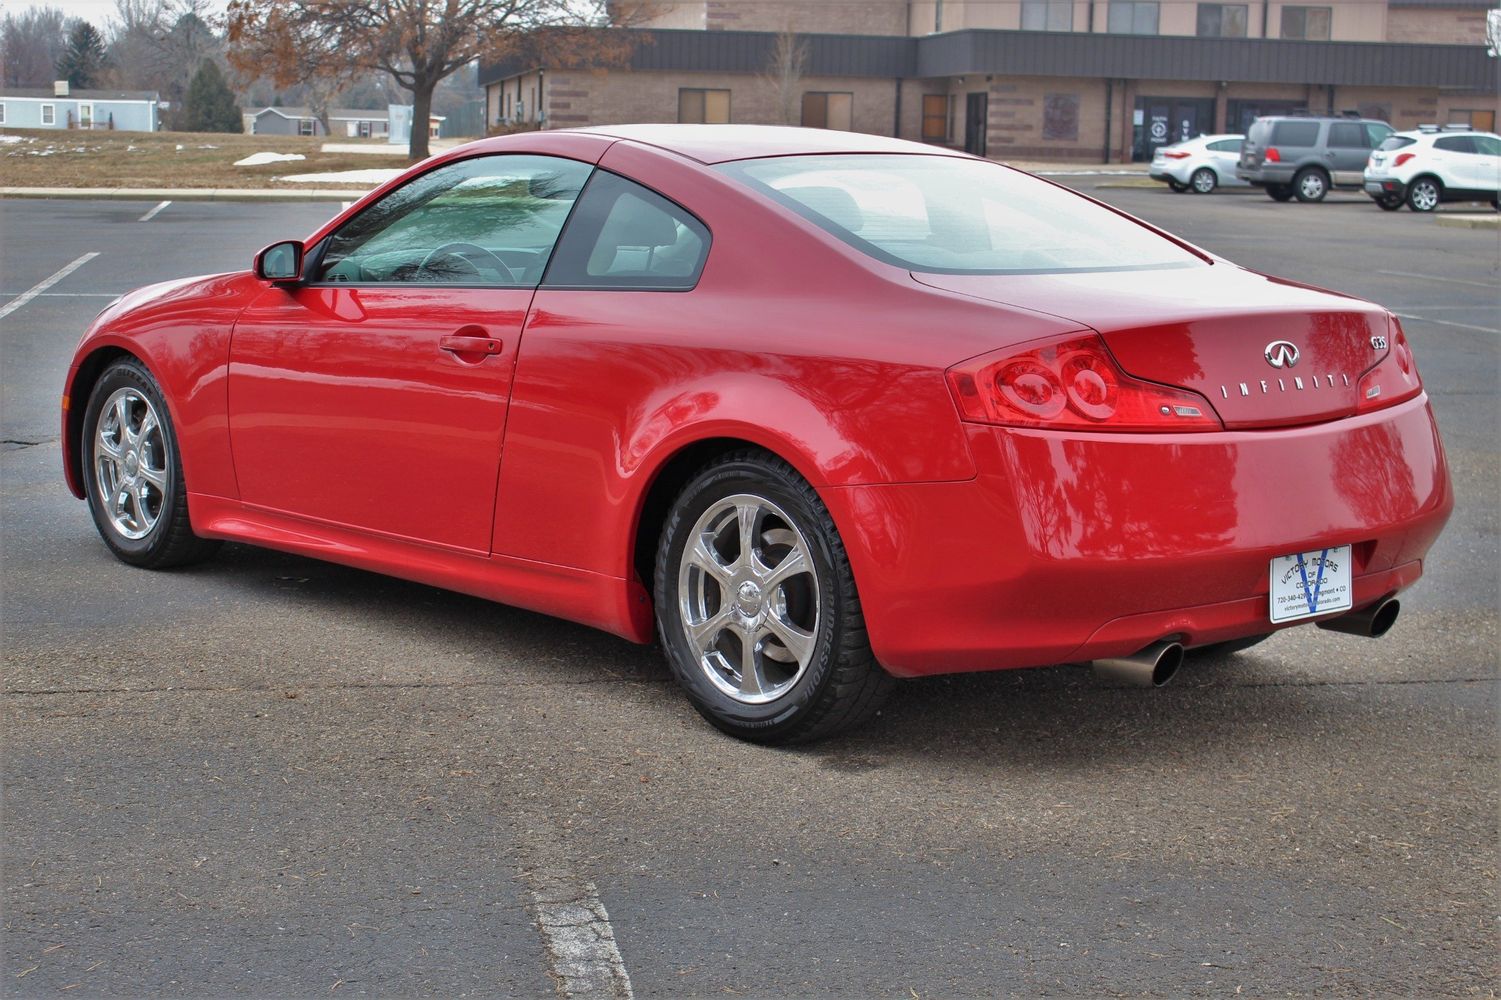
xmin=0 ymin=128 xmax=413 ymax=189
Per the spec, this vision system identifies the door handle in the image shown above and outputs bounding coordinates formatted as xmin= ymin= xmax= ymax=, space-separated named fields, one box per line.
xmin=439 ymin=334 xmax=502 ymax=356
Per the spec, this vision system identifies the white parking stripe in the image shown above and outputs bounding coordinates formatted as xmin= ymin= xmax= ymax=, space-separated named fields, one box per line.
xmin=0 ymin=253 xmax=99 ymax=322
xmin=138 ymin=200 xmax=171 ymax=222
xmin=1378 ymin=270 xmax=1496 ymax=289
xmin=1393 ymin=312 xmax=1500 ymax=335
xmin=528 ymin=870 xmax=634 ymax=999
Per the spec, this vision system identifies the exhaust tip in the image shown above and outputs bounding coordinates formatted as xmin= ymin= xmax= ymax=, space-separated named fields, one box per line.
xmin=1316 ymin=596 xmax=1400 ymax=638
xmin=1092 ymin=640 xmax=1184 ymax=688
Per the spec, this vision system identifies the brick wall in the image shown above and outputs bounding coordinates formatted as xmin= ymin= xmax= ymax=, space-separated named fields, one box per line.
xmin=704 ymin=0 xmax=907 ymax=34
xmin=1384 ymin=7 xmax=1488 ymax=44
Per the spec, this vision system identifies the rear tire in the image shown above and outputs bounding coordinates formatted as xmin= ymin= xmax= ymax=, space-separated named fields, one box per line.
xmin=1267 ymin=184 xmax=1295 ymax=202
xmin=81 ymin=358 xmax=220 ymax=569
xmin=1167 ymin=180 xmax=1189 ymax=193
xmin=1406 ymin=176 xmax=1442 ymax=212
xmin=1190 ymin=168 xmax=1217 ymax=194
xmin=1374 ymin=194 xmax=1403 ymax=211
xmin=1293 ymin=168 xmax=1329 ymax=203
xmin=655 ymin=451 xmax=893 ymax=744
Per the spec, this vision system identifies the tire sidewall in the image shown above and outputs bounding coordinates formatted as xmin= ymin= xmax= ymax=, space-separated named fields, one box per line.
xmin=81 ymin=361 xmax=185 ymax=565
xmin=1294 ymin=169 xmax=1327 ymax=202
xmin=1407 ymin=178 xmax=1440 ymax=212
xmin=1191 ymin=168 xmax=1216 ymax=194
xmin=655 ymin=459 xmax=845 ymax=739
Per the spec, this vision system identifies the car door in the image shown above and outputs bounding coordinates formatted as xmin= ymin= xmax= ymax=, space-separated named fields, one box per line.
xmin=1430 ymin=135 xmax=1476 ymax=191
xmin=1326 ymin=121 xmax=1372 ymax=186
xmin=1470 ymin=134 xmax=1501 ymax=195
xmin=1208 ymin=138 xmax=1246 ymax=185
xmin=227 ymin=153 xmax=594 ymax=552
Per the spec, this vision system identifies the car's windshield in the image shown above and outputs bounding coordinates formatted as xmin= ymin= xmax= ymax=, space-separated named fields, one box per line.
xmin=718 ymin=154 xmax=1203 ymax=275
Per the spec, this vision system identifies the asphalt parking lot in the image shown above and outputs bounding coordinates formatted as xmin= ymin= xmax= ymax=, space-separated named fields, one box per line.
xmin=2 ymin=183 xmax=1497 ymax=998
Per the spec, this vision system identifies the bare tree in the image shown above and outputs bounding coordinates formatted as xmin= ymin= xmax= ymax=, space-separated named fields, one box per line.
xmin=760 ymin=30 xmax=808 ymax=126
xmin=1 ymin=6 xmax=68 ymax=88
xmin=227 ymin=1 xmax=651 ymax=162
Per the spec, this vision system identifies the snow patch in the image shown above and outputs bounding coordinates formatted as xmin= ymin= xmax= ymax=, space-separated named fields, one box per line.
xmin=0 ymin=134 xmax=26 ymax=145
xmin=234 ymin=151 xmax=306 ymax=166
xmin=279 ymin=167 xmax=402 ymax=185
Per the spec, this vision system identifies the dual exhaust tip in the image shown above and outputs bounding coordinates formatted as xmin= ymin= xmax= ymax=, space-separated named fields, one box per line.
xmin=1091 ymin=596 xmax=1400 ymax=688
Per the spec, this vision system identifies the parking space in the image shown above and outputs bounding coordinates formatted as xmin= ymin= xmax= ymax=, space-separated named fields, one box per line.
xmin=2 ymin=190 xmax=1496 ymax=997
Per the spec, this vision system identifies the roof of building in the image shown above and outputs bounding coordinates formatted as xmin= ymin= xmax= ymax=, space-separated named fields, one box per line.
xmin=249 ymin=106 xmax=446 ymax=122
xmin=573 ymin=124 xmax=950 ymax=163
xmin=0 ymin=87 xmax=159 ymax=101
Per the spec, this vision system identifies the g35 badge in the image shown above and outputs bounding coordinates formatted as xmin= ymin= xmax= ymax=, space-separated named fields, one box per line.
xmin=1371 ymin=335 xmax=1389 ymax=350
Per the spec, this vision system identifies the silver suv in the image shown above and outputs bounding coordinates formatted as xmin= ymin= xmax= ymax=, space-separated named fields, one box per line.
xmin=1237 ymin=115 xmax=1395 ymax=202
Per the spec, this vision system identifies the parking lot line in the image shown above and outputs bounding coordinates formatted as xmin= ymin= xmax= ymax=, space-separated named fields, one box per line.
xmin=1378 ymin=269 xmax=1496 ymax=289
xmin=1393 ymin=312 xmax=1499 ymax=335
xmin=528 ymin=870 xmax=635 ymax=999
xmin=138 ymin=200 xmax=172 ymax=222
xmin=0 ymin=252 xmax=99 ymax=322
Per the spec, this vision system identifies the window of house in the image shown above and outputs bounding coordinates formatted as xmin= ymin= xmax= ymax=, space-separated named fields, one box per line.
xmin=921 ymin=94 xmax=952 ymax=142
xmin=299 ymin=119 xmax=316 ymax=136
xmin=41 ymin=104 xmax=55 ymax=125
xmin=1107 ymin=1 xmax=1160 ymax=34
xmin=1021 ymin=0 xmax=1074 ymax=30
xmin=802 ymin=92 xmax=853 ymax=131
xmin=0 ymin=103 xmax=6 ymax=124
xmin=678 ymin=89 xmax=731 ymax=124
xmin=1196 ymin=3 xmax=1248 ymax=36
xmin=1280 ymin=6 xmax=1331 ymax=39
xmin=544 ymin=171 xmax=711 ymax=290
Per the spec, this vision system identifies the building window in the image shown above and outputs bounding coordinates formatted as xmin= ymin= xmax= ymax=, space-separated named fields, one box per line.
xmin=41 ymin=104 xmax=55 ymax=125
xmin=0 ymin=103 xmax=6 ymax=124
xmin=679 ymin=88 xmax=730 ymax=124
xmin=802 ymin=92 xmax=853 ymax=131
xmin=1021 ymin=0 xmax=1074 ymax=30
xmin=298 ymin=118 xmax=316 ymax=136
xmin=1280 ymin=6 xmax=1331 ymax=39
xmin=921 ymin=94 xmax=953 ymax=142
xmin=1043 ymin=93 xmax=1080 ymax=141
xmin=1107 ymin=1 xmax=1160 ymax=34
xmin=1196 ymin=3 xmax=1248 ymax=36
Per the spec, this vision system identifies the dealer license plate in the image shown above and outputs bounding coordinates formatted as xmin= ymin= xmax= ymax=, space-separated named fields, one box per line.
xmin=1269 ymin=546 xmax=1353 ymax=624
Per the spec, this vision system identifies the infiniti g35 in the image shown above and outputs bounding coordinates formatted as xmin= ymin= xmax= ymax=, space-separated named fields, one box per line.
xmin=62 ymin=125 xmax=1453 ymax=742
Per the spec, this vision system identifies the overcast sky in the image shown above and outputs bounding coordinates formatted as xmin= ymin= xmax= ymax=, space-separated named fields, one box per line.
xmin=15 ymin=1 xmax=227 ymax=28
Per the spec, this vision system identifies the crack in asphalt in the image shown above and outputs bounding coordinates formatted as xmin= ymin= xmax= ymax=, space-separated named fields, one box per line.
xmin=3 ymin=674 xmax=1494 ymax=699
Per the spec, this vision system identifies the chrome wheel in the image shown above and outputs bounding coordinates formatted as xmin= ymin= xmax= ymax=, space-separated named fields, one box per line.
xmin=1191 ymin=168 xmax=1216 ymax=194
xmin=677 ymin=494 xmax=820 ymax=705
xmin=1296 ymin=170 xmax=1327 ymax=202
xmin=1407 ymin=179 xmax=1440 ymax=212
xmin=93 ymin=387 xmax=168 ymax=540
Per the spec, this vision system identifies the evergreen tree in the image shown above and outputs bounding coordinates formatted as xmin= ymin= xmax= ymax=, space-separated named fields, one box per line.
xmin=181 ymin=60 xmax=243 ymax=132
xmin=55 ymin=20 xmax=106 ymax=89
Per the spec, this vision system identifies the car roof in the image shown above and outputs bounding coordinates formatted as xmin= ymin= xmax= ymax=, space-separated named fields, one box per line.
xmin=561 ymin=123 xmax=960 ymax=164
xmin=1393 ymin=128 xmax=1499 ymax=140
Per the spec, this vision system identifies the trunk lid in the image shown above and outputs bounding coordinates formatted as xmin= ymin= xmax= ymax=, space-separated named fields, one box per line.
xmin=914 ymin=264 xmax=1390 ymax=430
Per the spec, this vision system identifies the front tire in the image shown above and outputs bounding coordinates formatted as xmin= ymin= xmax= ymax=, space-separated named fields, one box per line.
xmin=1406 ymin=176 xmax=1441 ymax=212
xmin=654 ymin=452 xmax=893 ymax=744
xmin=1293 ymin=168 xmax=1329 ymax=203
xmin=81 ymin=358 xmax=219 ymax=569
xmin=1190 ymin=168 xmax=1217 ymax=194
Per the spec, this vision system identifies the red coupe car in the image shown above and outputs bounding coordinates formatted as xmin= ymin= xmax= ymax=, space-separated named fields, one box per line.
xmin=62 ymin=125 xmax=1452 ymax=742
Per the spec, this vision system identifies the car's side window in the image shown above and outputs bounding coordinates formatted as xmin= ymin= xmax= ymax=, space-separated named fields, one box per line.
xmin=312 ymin=155 xmax=594 ymax=287
xmin=1472 ymin=135 xmax=1501 ymax=156
xmin=1208 ymin=139 xmax=1240 ymax=152
xmin=542 ymin=171 xmax=710 ymax=291
xmin=1434 ymin=136 xmax=1478 ymax=155
xmin=1328 ymin=122 xmax=1369 ymax=149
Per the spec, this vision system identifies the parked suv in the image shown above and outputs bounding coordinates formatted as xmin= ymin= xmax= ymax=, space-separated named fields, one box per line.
xmin=1237 ymin=115 xmax=1395 ymax=202
xmin=1364 ymin=126 xmax=1501 ymax=212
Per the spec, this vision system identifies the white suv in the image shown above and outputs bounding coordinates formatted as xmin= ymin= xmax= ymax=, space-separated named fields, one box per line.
xmin=1364 ymin=126 xmax=1501 ymax=212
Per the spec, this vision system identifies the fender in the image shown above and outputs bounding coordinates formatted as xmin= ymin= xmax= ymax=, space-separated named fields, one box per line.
xmin=62 ymin=271 xmax=262 ymax=501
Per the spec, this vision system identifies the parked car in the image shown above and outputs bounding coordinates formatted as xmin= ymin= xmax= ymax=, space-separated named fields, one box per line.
xmin=62 ymin=125 xmax=1453 ymax=743
xmin=1364 ymin=126 xmax=1501 ymax=212
xmin=1237 ymin=115 xmax=1394 ymax=202
xmin=1149 ymin=134 xmax=1249 ymax=194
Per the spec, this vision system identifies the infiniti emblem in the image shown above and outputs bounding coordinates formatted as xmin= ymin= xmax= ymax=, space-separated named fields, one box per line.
xmin=1264 ymin=340 xmax=1300 ymax=369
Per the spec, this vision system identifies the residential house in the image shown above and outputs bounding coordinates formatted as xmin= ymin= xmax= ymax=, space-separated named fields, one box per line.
xmin=0 ymin=83 xmax=160 ymax=132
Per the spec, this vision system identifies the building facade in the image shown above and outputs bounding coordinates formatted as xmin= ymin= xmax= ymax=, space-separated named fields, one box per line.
xmin=480 ymin=0 xmax=1498 ymax=162
xmin=244 ymin=106 xmax=445 ymax=139
xmin=0 ymin=86 xmax=159 ymax=132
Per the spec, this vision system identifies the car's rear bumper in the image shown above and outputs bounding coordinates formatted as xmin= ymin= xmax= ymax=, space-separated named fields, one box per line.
xmin=826 ymin=394 xmax=1452 ymax=677
xmin=1237 ymin=166 xmax=1294 ymax=186
xmin=1149 ymin=165 xmax=1190 ymax=184
xmin=1365 ymin=177 xmax=1405 ymax=198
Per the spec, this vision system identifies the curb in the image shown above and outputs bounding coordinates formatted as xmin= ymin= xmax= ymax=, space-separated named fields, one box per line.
xmin=1435 ymin=213 xmax=1501 ymax=229
xmin=0 ymin=187 xmax=371 ymax=202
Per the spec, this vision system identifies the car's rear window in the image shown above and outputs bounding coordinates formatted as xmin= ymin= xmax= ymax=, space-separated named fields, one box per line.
xmin=717 ymin=154 xmax=1202 ymax=275
xmin=1270 ymin=121 xmax=1321 ymax=147
xmin=1377 ymin=135 xmax=1417 ymax=152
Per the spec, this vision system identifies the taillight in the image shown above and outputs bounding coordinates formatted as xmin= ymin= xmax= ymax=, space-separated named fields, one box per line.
xmin=946 ymin=335 xmax=1222 ymax=432
xmin=1356 ymin=318 xmax=1423 ymax=414
xmin=1265 ymin=147 xmax=1281 ymax=162
xmin=1394 ymin=152 xmax=1416 ymax=167
xmin=1164 ymin=151 xmax=1191 ymax=159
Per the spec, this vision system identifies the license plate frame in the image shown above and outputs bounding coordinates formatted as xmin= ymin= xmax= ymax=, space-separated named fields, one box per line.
xmin=1269 ymin=546 xmax=1353 ymax=624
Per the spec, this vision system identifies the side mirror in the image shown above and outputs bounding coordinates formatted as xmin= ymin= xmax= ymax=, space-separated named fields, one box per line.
xmin=254 ymin=240 xmax=304 ymax=283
